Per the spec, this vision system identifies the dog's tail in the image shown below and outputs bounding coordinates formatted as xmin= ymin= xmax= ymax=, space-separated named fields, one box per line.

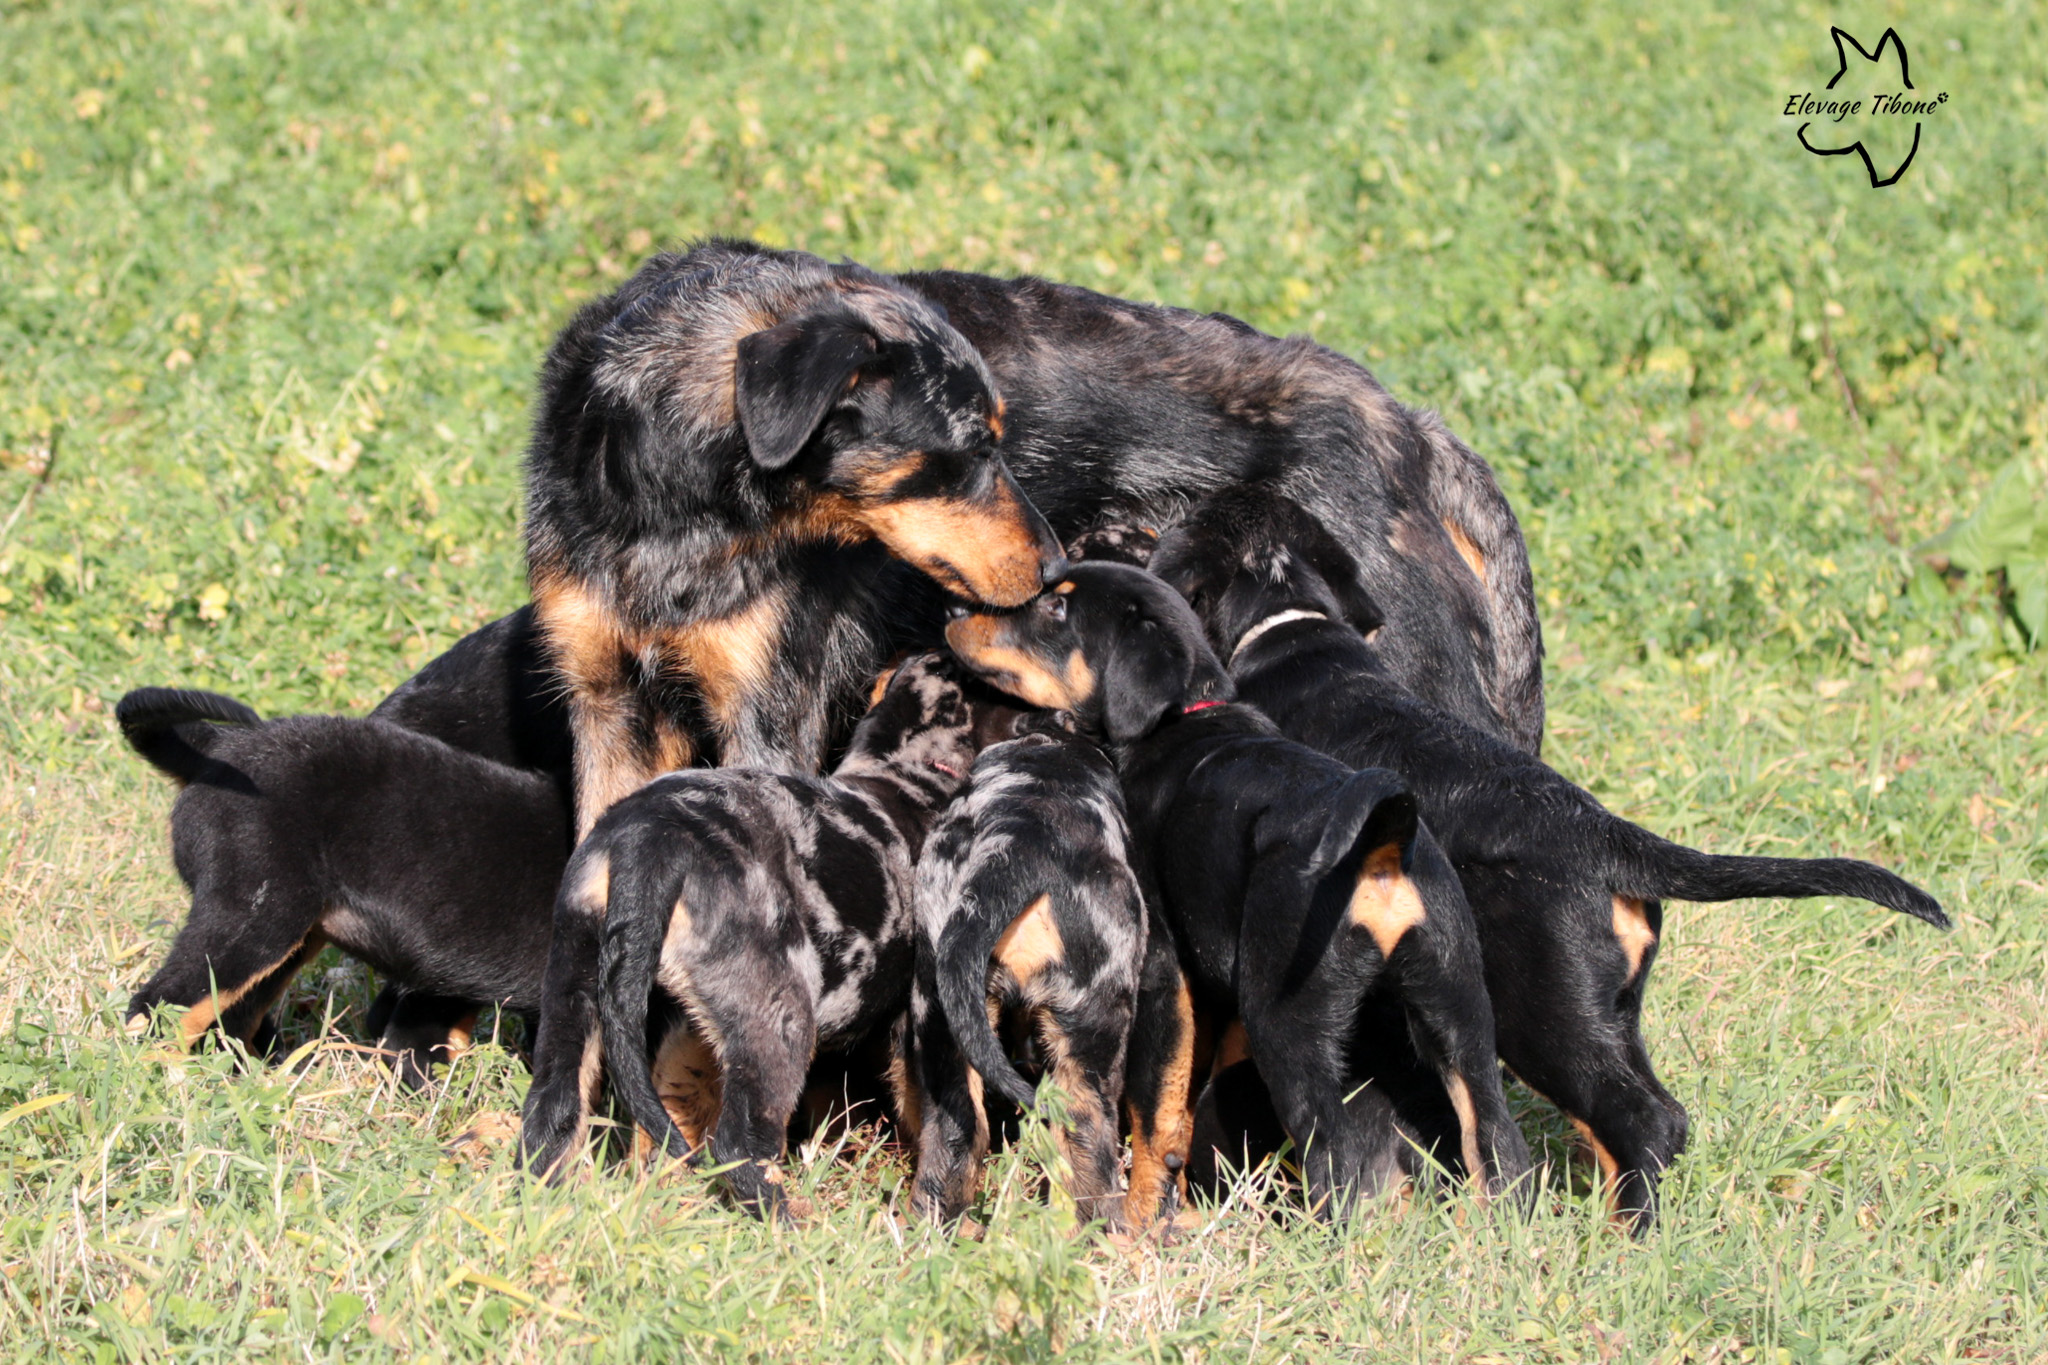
xmin=115 ymin=687 xmax=262 ymax=784
xmin=934 ymin=887 xmax=1043 ymax=1112
xmin=1611 ymin=821 xmax=1948 ymax=929
xmin=597 ymin=841 xmax=697 ymax=1160
xmin=1302 ymin=767 xmax=1419 ymax=886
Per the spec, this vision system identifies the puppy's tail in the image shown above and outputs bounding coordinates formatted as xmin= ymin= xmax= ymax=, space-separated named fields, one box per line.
xmin=935 ymin=889 xmax=1043 ymax=1111
xmin=115 ymin=687 xmax=262 ymax=785
xmin=1612 ymin=822 xmax=1948 ymax=929
xmin=596 ymin=841 xmax=696 ymax=1160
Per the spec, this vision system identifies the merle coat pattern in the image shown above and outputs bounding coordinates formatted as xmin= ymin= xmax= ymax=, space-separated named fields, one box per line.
xmin=943 ymin=564 xmax=1531 ymax=1224
xmin=904 ymin=714 xmax=1145 ymax=1227
xmin=519 ymin=654 xmax=979 ymax=1218
xmin=1149 ymin=492 xmax=1948 ymax=1228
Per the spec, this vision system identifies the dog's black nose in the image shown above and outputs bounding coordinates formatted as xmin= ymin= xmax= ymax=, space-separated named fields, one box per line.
xmin=1038 ymin=555 xmax=1070 ymax=588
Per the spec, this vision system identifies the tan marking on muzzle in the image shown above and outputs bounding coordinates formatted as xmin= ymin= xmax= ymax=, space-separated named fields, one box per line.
xmin=944 ymin=616 xmax=1084 ymax=710
xmin=1348 ymin=842 xmax=1427 ymax=958
xmin=853 ymin=480 xmax=1050 ymax=607
xmin=1612 ymin=895 xmax=1656 ymax=981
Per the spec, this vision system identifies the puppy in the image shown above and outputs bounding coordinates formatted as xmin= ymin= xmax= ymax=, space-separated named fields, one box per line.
xmin=902 ymin=710 xmax=1145 ymax=1227
xmin=944 ymin=565 xmax=1531 ymax=1223
xmin=524 ymin=244 xmax=1064 ymax=837
xmin=116 ymin=687 xmax=571 ymax=1084
xmin=518 ymin=654 xmax=979 ymax=1217
xmin=1150 ymin=492 xmax=1948 ymax=1227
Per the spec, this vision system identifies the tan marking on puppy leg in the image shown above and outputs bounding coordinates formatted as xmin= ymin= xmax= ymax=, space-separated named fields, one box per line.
xmin=1122 ymin=978 xmax=1196 ymax=1230
xmin=1442 ymin=518 xmax=1487 ymax=586
xmin=1348 ymin=843 xmax=1427 ymax=958
xmin=439 ymin=1011 xmax=481 ymax=1060
xmin=650 ymin=1023 xmax=722 ymax=1150
xmin=1211 ymin=1019 xmax=1250 ymax=1079
xmin=1569 ymin=1117 xmax=1626 ymax=1221
xmin=1612 ymin=895 xmax=1656 ymax=981
xmin=1444 ymin=1073 xmax=1487 ymax=1194
xmin=886 ymin=1040 xmax=923 ymax=1141
xmin=993 ymin=895 xmax=1064 ymax=983
xmin=176 ymin=933 xmax=323 ymax=1049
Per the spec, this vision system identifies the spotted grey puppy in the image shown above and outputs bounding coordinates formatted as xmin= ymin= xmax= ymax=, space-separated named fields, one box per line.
xmin=902 ymin=709 xmax=1146 ymax=1229
xmin=518 ymin=652 xmax=979 ymax=1217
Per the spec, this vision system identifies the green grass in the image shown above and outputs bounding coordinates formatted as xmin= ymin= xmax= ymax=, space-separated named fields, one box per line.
xmin=3 ymin=0 xmax=2045 ymax=1359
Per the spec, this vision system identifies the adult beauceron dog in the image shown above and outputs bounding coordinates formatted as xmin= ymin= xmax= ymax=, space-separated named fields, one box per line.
xmin=524 ymin=246 xmax=1065 ymax=832
xmin=460 ymin=241 xmax=1540 ymax=840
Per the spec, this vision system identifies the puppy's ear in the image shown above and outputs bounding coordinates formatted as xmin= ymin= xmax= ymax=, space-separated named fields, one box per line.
xmin=1099 ymin=611 xmax=1235 ymax=742
xmin=734 ymin=317 xmax=880 ymax=469
xmin=1278 ymin=502 xmax=1384 ymax=636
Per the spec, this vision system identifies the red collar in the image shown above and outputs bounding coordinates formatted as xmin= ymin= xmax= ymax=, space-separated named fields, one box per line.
xmin=1178 ymin=699 xmax=1226 ymax=715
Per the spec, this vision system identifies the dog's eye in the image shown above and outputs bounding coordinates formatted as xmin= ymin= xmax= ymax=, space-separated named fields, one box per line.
xmin=1040 ymin=594 xmax=1068 ymax=622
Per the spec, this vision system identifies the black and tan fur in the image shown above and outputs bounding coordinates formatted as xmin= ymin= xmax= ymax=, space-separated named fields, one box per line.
xmin=523 ymin=244 xmax=1063 ymax=836
xmin=1150 ymin=493 xmax=1948 ymax=1228
xmin=902 ymin=711 xmax=1145 ymax=1227
xmin=518 ymin=654 xmax=980 ymax=1217
xmin=944 ymin=565 xmax=1531 ymax=1224
xmin=116 ymin=680 xmax=571 ymax=1082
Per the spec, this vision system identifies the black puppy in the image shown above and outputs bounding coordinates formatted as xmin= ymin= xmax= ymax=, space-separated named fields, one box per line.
xmin=903 ymin=710 xmax=1146 ymax=1227
xmin=1150 ymin=492 xmax=1949 ymax=1227
xmin=519 ymin=654 xmax=979 ymax=1218
xmin=945 ymin=565 xmax=1531 ymax=1223
xmin=116 ymin=686 xmax=571 ymax=1083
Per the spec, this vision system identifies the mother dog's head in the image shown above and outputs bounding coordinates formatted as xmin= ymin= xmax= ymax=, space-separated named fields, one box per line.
xmin=529 ymin=242 xmax=1062 ymax=609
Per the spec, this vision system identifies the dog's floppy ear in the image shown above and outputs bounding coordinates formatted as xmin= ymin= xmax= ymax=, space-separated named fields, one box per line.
xmin=1275 ymin=500 xmax=1384 ymax=636
xmin=734 ymin=317 xmax=880 ymax=470
xmin=1099 ymin=602 xmax=1235 ymax=743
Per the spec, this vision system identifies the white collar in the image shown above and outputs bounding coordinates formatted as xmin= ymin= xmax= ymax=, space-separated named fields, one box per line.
xmin=1228 ymin=609 xmax=1328 ymax=665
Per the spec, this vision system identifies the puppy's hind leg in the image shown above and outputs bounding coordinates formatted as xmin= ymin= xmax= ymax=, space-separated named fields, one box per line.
xmin=374 ymin=991 xmax=485 ymax=1092
xmin=1121 ymin=918 xmax=1198 ymax=1232
xmin=519 ymin=854 xmax=612 ymax=1181
xmin=685 ymin=946 xmax=818 ymax=1222
xmin=906 ymin=949 xmax=990 ymax=1225
xmin=127 ymin=870 xmax=327 ymax=1051
xmin=1038 ymin=993 xmax=1134 ymax=1229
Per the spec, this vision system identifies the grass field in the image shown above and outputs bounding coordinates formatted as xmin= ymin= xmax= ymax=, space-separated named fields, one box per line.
xmin=4 ymin=0 xmax=2046 ymax=1359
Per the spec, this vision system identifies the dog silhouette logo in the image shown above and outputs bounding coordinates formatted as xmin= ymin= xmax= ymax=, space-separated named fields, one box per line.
xmin=1784 ymin=27 xmax=1948 ymax=189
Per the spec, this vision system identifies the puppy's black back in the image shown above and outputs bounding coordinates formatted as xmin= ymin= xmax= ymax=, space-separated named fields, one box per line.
xmin=371 ymin=605 xmax=573 ymax=795
xmin=167 ymin=717 xmax=569 ymax=1005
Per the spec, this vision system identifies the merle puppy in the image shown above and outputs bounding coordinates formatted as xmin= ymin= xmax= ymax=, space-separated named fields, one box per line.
xmin=1150 ymin=492 xmax=1949 ymax=1228
xmin=117 ymin=683 xmax=570 ymax=1084
xmin=903 ymin=710 xmax=1146 ymax=1228
xmin=519 ymin=654 xmax=980 ymax=1217
xmin=945 ymin=564 xmax=1531 ymax=1224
